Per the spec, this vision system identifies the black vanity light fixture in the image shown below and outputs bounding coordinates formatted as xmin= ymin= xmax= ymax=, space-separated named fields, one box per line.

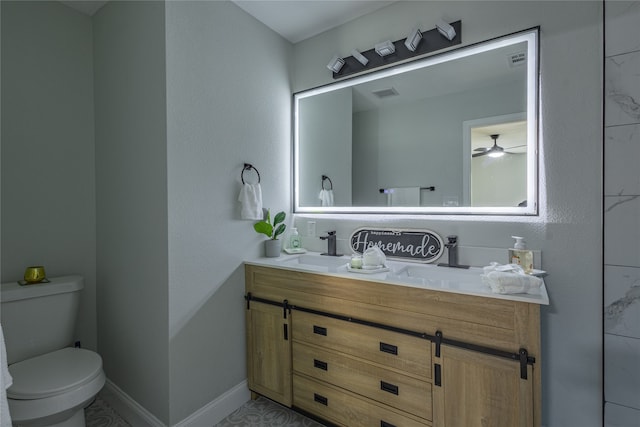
xmin=327 ymin=20 xmax=461 ymax=79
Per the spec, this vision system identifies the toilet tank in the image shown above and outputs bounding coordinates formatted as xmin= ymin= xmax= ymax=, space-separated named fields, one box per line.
xmin=1 ymin=275 xmax=83 ymax=364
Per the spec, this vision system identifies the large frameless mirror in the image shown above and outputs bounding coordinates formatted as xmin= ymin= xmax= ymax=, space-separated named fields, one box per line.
xmin=294 ymin=28 xmax=539 ymax=215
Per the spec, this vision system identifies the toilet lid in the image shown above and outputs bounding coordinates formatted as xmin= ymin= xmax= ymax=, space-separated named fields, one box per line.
xmin=7 ymin=347 xmax=103 ymax=399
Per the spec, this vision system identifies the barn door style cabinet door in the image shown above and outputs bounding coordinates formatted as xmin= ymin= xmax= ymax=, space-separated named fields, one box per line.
xmin=245 ymin=297 xmax=292 ymax=406
xmin=432 ymin=345 xmax=534 ymax=427
xmin=245 ymin=264 xmax=542 ymax=427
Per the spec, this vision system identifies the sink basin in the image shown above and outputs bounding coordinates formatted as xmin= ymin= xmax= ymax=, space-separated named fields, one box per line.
xmin=278 ymin=254 xmax=349 ymax=272
xmin=389 ymin=264 xmax=485 ymax=290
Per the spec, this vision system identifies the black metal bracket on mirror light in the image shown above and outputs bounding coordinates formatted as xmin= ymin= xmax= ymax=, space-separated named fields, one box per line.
xmin=333 ymin=21 xmax=462 ymax=79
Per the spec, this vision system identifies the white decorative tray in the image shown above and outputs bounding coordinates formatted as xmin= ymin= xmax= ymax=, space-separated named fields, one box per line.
xmin=347 ymin=265 xmax=390 ymax=274
xmin=283 ymin=248 xmax=307 ymax=254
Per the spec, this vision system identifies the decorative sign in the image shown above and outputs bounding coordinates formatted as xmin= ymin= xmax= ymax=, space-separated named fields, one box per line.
xmin=349 ymin=228 xmax=444 ymax=263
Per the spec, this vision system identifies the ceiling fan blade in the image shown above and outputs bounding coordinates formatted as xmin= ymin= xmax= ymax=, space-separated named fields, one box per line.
xmin=473 ymin=147 xmax=490 ymax=152
xmin=472 ymin=151 xmax=488 ymax=158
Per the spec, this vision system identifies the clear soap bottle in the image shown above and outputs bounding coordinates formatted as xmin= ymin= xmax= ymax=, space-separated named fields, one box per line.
xmin=509 ymin=236 xmax=533 ymax=273
xmin=289 ymin=227 xmax=302 ymax=250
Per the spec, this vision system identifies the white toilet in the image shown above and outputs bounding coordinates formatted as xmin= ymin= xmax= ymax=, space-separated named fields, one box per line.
xmin=1 ymin=275 xmax=105 ymax=427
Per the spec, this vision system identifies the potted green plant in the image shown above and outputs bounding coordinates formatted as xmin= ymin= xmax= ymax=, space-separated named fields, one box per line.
xmin=254 ymin=210 xmax=286 ymax=257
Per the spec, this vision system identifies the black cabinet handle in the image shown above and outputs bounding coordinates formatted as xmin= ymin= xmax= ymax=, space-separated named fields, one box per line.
xmin=314 ymin=393 xmax=328 ymax=406
xmin=380 ymin=381 xmax=399 ymax=395
xmin=313 ymin=359 xmax=328 ymax=371
xmin=379 ymin=342 xmax=398 ymax=355
xmin=434 ymin=363 xmax=442 ymax=387
xmin=313 ymin=325 xmax=327 ymax=336
xmin=381 ymin=421 xmax=396 ymax=427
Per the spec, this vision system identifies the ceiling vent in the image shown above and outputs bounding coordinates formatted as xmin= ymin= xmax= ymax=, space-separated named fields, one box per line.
xmin=508 ymin=51 xmax=527 ymax=67
xmin=372 ymin=88 xmax=399 ymax=98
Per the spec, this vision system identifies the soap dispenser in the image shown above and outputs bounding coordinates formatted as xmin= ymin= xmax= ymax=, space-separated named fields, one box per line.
xmin=509 ymin=236 xmax=533 ymax=273
xmin=288 ymin=227 xmax=302 ymax=250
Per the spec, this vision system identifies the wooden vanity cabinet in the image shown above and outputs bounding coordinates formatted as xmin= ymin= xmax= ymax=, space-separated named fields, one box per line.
xmin=245 ymin=264 xmax=541 ymax=427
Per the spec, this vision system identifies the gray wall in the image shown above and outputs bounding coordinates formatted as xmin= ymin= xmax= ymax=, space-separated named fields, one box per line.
xmin=0 ymin=1 xmax=97 ymax=351
xmin=292 ymin=2 xmax=603 ymax=426
xmin=165 ymin=1 xmax=291 ymax=423
xmin=93 ymin=1 xmax=170 ymax=423
xmin=603 ymin=1 xmax=640 ymax=425
xmin=0 ymin=1 xmax=611 ymax=426
xmin=3 ymin=1 xmax=292 ymax=424
xmin=1 ymin=0 xmax=2 ymax=287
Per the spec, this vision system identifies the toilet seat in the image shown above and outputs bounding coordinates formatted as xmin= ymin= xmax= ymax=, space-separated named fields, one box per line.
xmin=7 ymin=347 xmax=106 ymax=426
xmin=8 ymin=347 xmax=103 ymax=400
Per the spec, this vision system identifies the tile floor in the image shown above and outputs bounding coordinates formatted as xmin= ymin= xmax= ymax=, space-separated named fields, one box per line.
xmin=216 ymin=397 xmax=325 ymax=427
xmin=85 ymin=396 xmax=131 ymax=427
xmin=84 ymin=395 xmax=323 ymax=427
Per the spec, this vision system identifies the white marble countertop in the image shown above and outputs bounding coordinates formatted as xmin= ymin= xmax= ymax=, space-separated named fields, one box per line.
xmin=245 ymin=252 xmax=549 ymax=306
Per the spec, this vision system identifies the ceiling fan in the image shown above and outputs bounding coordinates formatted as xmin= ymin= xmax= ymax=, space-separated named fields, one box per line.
xmin=472 ymin=134 xmax=525 ymax=158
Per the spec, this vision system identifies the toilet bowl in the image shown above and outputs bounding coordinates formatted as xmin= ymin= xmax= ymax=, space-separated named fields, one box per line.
xmin=1 ymin=276 xmax=106 ymax=427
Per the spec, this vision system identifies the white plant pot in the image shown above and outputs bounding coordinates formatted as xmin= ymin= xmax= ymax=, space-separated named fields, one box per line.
xmin=264 ymin=239 xmax=282 ymax=257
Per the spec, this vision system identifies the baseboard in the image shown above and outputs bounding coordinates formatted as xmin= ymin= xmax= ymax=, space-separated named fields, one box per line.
xmin=173 ymin=380 xmax=250 ymax=427
xmin=100 ymin=378 xmax=250 ymax=427
xmin=100 ymin=379 xmax=165 ymax=427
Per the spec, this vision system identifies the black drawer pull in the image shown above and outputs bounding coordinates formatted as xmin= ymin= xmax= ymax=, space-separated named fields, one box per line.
xmin=381 ymin=421 xmax=396 ymax=427
xmin=314 ymin=393 xmax=328 ymax=406
xmin=313 ymin=359 xmax=328 ymax=371
xmin=434 ymin=363 xmax=442 ymax=387
xmin=313 ymin=325 xmax=327 ymax=336
xmin=379 ymin=342 xmax=398 ymax=355
xmin=380 ymin=381 xmax=399 ymax=395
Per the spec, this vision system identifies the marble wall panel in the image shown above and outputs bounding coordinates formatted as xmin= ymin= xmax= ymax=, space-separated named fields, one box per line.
xmin=605 ymin=50 xmax=640 ymax=127
xmin=605 ymin=124 xmax=640 ymax=196
xmin=605 ymin=265 xmax=640 ymax=338
xmin=604 ymin=195 xmax=640 ymax=267
xmin=605 ymin=1 xmax=640 ymax=57
xmin=605 ymin=333 xmax=640 ymax=410
xmin=605 ymin=0 xmax=640 ymax=418
xmin=605 ymin=401 xmax=640 ymax=427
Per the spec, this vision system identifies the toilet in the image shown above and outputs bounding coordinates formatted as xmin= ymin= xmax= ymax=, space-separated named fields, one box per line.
xmin=1 ymin=275 xmax=105 ymax=427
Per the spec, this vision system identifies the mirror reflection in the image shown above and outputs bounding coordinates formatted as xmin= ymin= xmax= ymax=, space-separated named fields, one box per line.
xmin=294 ymin=29 xmax=538 ymax=215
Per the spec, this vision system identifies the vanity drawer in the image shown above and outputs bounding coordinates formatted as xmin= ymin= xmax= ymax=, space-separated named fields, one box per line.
xmin=292 ymin=311 xmax=431 ymax=379
xmin=294 ymin=374 xmax=430 ymax=427
xmin=293 ymin=342 xmax=432 ymax=420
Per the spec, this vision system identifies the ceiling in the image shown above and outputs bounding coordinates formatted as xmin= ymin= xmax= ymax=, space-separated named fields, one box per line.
xmin=232 ymin=1 xmax=397 ymax=43
xmin=59 ymin=0 xmax=396 ymax=44
xmin=59 ymin=0 xmax=107 ymax=16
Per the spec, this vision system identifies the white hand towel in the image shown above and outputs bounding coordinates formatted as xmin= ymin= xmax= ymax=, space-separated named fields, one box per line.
xmin=481 ymin=269 xmax=543 ymax=295
xmin=1 ymin=323 xmax=13 ymax=427
xmin=238 ymin=183 xmax=263 ymax=220
xmin=318 ymin=189 xmax=334 ymax=207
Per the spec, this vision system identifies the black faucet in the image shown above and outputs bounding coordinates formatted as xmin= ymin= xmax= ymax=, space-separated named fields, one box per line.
xmin=320 ymin=231 xmax=342 ymax=256
xmin=437 ymin=235 xmax=469 ymax=269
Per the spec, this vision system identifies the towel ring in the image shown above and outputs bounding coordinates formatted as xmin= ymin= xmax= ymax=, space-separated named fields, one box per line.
xmin=241 ymin=163 xmax=261 ymax=184
xmin=321 ymin=175 xmax=333 ymax=190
